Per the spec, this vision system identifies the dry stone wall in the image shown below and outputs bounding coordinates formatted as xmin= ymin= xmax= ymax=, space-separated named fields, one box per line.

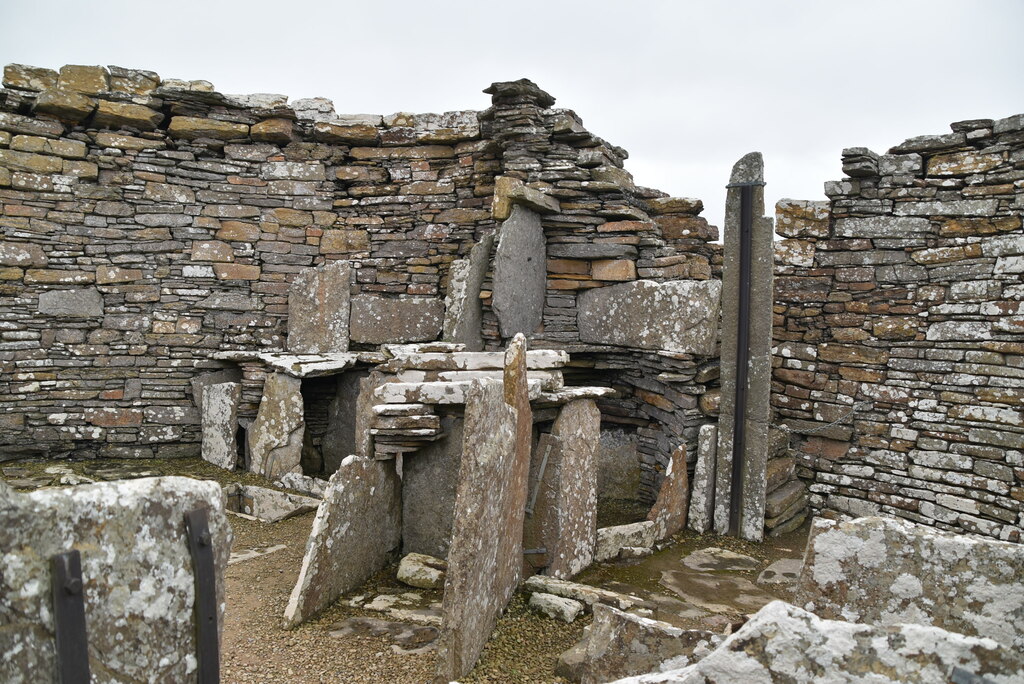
xmin=773 ymin=114 xmax=1024 ymax=541
xmin=0 ymin=65 xmax=718 ymax=464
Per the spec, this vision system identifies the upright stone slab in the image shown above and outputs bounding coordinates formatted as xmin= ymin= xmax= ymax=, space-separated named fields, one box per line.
xmin=797 ymin=516 xmax=1024 ymax=650
xmin=687 ymin=425 xmax=717 ymax=534
xmin=577 ymin=280 xmax=721 ymax=354
xmin=435 ymin=339 xmax=531 ymax=681
xmin=492 ymin=204 xmax=546 ymax=339
xmin=248 ymin=372 xmax=304 ymax=480
xmin=647 ymin=444 xmax=689 ymax=540
xmin=0 ymin=477 xmax=231 ymax=684
xmin=714 ymin=152 xmax=773 ymax=542
xmin=283 ymin=456 xmax=401 ymax=627
xmin=287 ymin=261 xmax=351 ymax=353
xmin=402 ymin=417 xmax=463 ymax=559
xmin=442 ymin=234 xmax=493 ymax=351
xmin=525 ymin=398 xmax=601 ymax=579
xmin=201 ymin=381 xmax=241 ymax=470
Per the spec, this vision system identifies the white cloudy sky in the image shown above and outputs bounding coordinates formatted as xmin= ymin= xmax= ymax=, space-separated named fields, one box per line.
xmin=2 ymin=0 xmax=1022 ymax=230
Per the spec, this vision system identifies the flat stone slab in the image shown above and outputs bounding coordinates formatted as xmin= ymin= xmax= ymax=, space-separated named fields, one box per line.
xmin=397 ymin=553 xmax=447 ymax=590
xmin=0 ymin=477 xmax=231 ymax=683
xmin=224 ymin=483 xmax=320 ymax=523
xmin=328 ymin=617 xmax=439 ymax=655
xmin=611 ymin=600 xmax=1024 ymax=683
xmin=578 ymin=280 xmax=721 ymax=354
xmin=796 ymin=515 xmax=1024 ymax=650
xmin=757 ymin=558 xmax=803 ymax=586
xmin=373 ymin=378 xmax=543 ymax=404
xmin=659 ymin=568 xmax=777 ymax=615
xmin=647 ymin=444 xmax=689 ymax=540
xmin=211 ymin=351 xmax=366 ymax=378
xmin=348 ymin=591 xmax=442 ymax=627
xmin=523 ymin=575 xmax=645 ymax=612
xmin=283 ymin=456 xmax=401 ymax=627
xmin=201 ymin=381 xmax=240 ymax=470
xmin=378 ymin=349 xmax=569 ymax=372
xmin=248 ymin=372 xmax=304 ymax=480
xmin=681 ymin=547 xmax=760 ymax=572
xmin=287 ymin=261 xmax=351 ymax=354
xmin=492 ymin=204 xmax=546 ymax=338
xmin=595 ymin=521 xmax=657 ymax=562
xmin=529 ymin=592 xmax=584 ymax=623
xmin=349 ymin=294 xmax=444 ymax=344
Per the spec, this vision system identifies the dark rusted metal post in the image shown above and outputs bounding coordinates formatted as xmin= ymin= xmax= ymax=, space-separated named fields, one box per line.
xmin=51 ymin=550 xmax=90 ymax=684
xmin=184 ymin=507 xmax=220 ymax=684
xmin=728 ymin=184 xmax=754 ymax=536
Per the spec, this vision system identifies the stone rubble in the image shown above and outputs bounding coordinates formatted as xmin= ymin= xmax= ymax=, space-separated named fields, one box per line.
xmin=223 ymin=482 xmax=320 ymax=523
xmin=528 ymin=592 xmax=585 ymax=623
xmin=397 ymin=552 xmax=447 ymax=590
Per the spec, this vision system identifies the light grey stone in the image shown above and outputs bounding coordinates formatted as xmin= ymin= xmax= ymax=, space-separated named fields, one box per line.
xmin=687 ymin=425 xmax=717 ymax=534
xmin=578 ymin=280 xmax=721 ymax=354
xmin=224 ymin=483 xmax=319 ymax=522
xmin=442 ymin=234 xmax=493 ymax=351
xmin=397 ymin=553 xmax=447 ymax=589
xmin=612 ymin=600 xmax=1024 ymax=684
xmin=757 ymin=558 xmax=803 ymax=586
xmin=435 ymin=346 xmax=532 ymax=681
xmin=492 ymin=204 xmax=546 ymax=339
xmin=201 ymin=381 xmax=240 ymax=470
xmin=714 ymin=152 xmax=772 ymax=542
xmin=189 ymin=367 xmax=242 ymax=414
xmin=595 ymin=521 xmax=657 ymax=562
xmin=321 ymin=370 xmax=366 ymax=474
xmin=287 ymin=261 xmax=351 ymax=354
xmin=283 ymin=456 xmax=401 ymax=627
xmin=0 ymin=477 xmax=231 ymax=684
xmin=529 ymin=592 xmax=584 ymax=623
xmin=276 ymin=472 xmax=328 ymax=498
xmin=833 ymin=215 xmax=931 ymax=238
xmin=524 ymin=399 xmax=600 ymax=579
xmin=547 ymin=243 xmax=638 ymax=259
xmin=682 ymin=547 xmax=759 ymax=572
xmin=349 ymin=294 xmax=444 ymax=344
xmin=894 ymin=199 xmax=999 ymax=217
xmin=37 ymin=287 xmax=103 ymax=317
xmin=523 ymin=575 xmax=645 ymax=612
xmin=581 ymin=604 xmax=721 ymax=684
xmin=797 ymin=516 xmax=1024 ymax=650
xmin=248 ymin=372 xmax=304 ymax=480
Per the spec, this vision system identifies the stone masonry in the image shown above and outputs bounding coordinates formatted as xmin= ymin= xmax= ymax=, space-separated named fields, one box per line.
xmin=773 ymin=114 xmax=1024 ymax=541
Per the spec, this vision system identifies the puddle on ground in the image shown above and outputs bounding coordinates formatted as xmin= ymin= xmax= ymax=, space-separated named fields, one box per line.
xmin=577 ymin=520 xmax=812 ymax=630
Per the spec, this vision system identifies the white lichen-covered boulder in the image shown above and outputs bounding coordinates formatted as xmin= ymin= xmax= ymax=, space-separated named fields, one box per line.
xmin=610 ymin=601 xmax=1024 ymax=684
xmin=0 ymin=477 xmax=232 ymax=683
xmin=528 ymin=592 xmax=584 ymax=623
xmin=796 ymin=516 xmax=1024 ymax=650
xmin=397 ymin=552 xmax=447 ymax=589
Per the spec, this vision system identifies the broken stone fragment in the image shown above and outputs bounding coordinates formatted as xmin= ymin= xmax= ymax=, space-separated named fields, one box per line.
xmin=594 ymin=521 xmax=656 ymax=562
xmin=200 ymin=381 xmax=240 ymax=470
xmin=107 ymin=65 xmax=160 ymax=95
xmin=579 ymin=604 xmax=722 ymax=684
xmin=523 ymin=575 xmax=644 ymax=612
xmin=681 ymin=547 xmax=759 ymax=573
xmin=796 ymin=515 xmax=1024 ymax=650
xmin=0 ymin=477 xmax=232 ymax=684
xmin=168 ymin=116 xmax=250 ymax=141
xmin=491 ymin=175 xmax=560 ymax=221
xmin=34 ymin=89 xmax=97 ymax=123
xmin=248 ymin=372 xmax=304 ymax=480
xmin=251 ymin=117 xmax=295 ymax=143
xmin=528 ymin=592 xmax=583 ymax=623
xmin=92 ymin=100 xmax=163 ymax=131
xmin=223 ymin=483 xmax=319 ymax=523
xmin=397 ymin=553 xmax=447 ymax=590
xmin=646 ymin=196 xmax=704 ymax=216
xmin=612 ymin=600 xmax=1024 ymax=683
xmin=646 ymin=444 xmax=689 ymax=540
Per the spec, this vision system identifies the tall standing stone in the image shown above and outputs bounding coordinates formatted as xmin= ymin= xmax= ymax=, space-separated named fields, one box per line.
xmin=714 ymin=152 xmax=774 ymax=542
xmin=0 ymin=477 xmax=231 ymax=684
xmin=525 ymin=398 xmax=601 ymax=579
xmin=287 ymin=261 xmax=351 ymax=353
xmin=647 ymin=444 xmax=689 ymax=540
xmin=442 ymin=234 xmax=493 ymax=351
xmin=492 ymin=205 xmax=546 ymax=339
xmin=201 ymin=381 xmax=240 ymax=470
xmin=687 ymin=425 xmax=718 ymax=534
xmin=248 ymin=372 xmax=304 ymax=480
xmin=283 ymin=456 xmax=402 ymax=627
xmin=435 ymin=334 xmax=532 ymax=682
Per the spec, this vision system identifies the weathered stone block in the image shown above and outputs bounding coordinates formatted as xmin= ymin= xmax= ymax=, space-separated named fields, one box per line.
xmin=492 ymin=175 xmax=560 ymax=220
xmin=107 ymin=65 xmax=160 ymax=96
xmin=168 ymin=116 xmax=249 ymax=140
xmin=248 ymin=373 xmax=304 ymax=480
xmin=3 ymin=64 xmax=58 ymax=91
xmin=34 ymin=89 xmax=96 ymax=123
xmin=349 ymin=294 xmax=443 ymax=344
xmin=201 ymin=382 xmax=241 ymax=470
xmin=320 ymin=229 xmax=369 ymax=252
xmin=578 ymin=280 xmax=721 ymax=354
xmin=0 ymin=242 xmax=47 ymax=267
xmin=251 ymin=118 xmax=295 ymax=143
xmin=10 ymin=135 xmax=86 ymax=158
xmin=37 ymin=288 xmax=103 ymax=317
xmin=592 ymin=259 xmax=637 ymax=281
xmin=284 ymin=456 xmax=401 ymax=626
xmin=286 ymin=261 xmax=351 ymax=353
xmin=57 ymin=64 xmax=109 ymax=94
xmin=647 ymin=444 xmax=689 ymax=540
xmin=625 ymin=600 xmax=1024 ymax=684
xmin=92 ymin=101 xmax=163 ymax=131
xmin=492 ymin=204 xmax=546 ymax=339
xmin=0 ymin=477 xmax=231 ymax=684
xmin=797 ymin=516 xmax=1024 ymax=650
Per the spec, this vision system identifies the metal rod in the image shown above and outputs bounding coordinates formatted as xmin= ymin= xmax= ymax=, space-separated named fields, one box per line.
xmin=525 ymin=437 xmax=555 ymax=517
xmin=184 ymin=507 xmax=220 ymax=684
xmin=51 ymin=550 xmax=90 ymax=684
xmin=728 ymin=184 xmax=754 ymax=536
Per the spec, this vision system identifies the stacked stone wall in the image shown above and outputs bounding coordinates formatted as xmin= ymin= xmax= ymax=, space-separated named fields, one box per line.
xmin=0 ymin=64 xmax=718 ymax=467
xmin=773 ymin=114 xmax=1024 ymax=541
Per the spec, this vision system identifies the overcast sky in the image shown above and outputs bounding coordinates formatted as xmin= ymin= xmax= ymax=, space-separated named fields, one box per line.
xmin=2 ymin=0 xmax=1022 ymax=231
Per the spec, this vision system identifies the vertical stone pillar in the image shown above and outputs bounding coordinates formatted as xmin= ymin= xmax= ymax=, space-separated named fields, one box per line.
xmin=286 ymin=261 xmax=351 ymax=353
xmin=713 ymin=152 xmax=774 ymax=542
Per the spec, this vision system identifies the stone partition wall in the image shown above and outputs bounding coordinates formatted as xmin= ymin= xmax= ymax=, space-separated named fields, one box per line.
xmin=773 ymin=114 xmax=1024 ymax=541
xmin=0 ymin=64 xmax=719 ymax=462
